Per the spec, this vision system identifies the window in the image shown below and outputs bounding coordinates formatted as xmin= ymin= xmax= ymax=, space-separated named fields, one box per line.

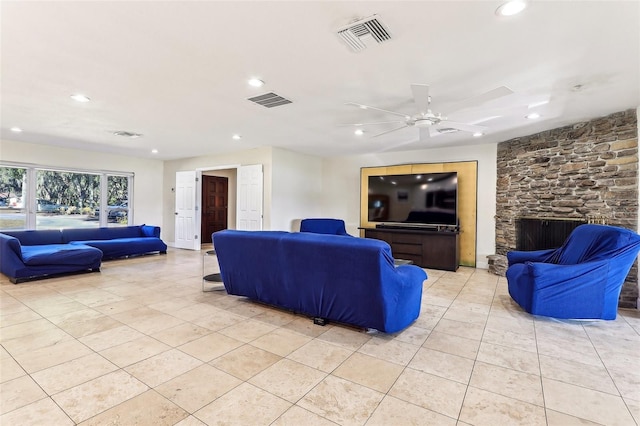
xmin=0 ymin=166 xmax=27 ymax=230
xmin=0 ymin=163 xmax=133 ymax=231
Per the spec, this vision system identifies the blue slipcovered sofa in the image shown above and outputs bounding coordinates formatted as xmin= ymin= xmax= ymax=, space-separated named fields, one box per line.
xmin=213 ymin=229 xmax=427 ymax=333
xmin=0 ymin=225 xmax=167 ymax=283
xmin=300 ymin=218 xmax=350 ymax=236
xmin=507 ymin=224 xmax=640 ymax=320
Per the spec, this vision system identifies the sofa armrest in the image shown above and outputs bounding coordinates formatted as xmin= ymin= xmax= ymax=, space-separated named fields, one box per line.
xmin=507 ymin=249 xmax=556 ymax=266
xmin=141 ymin=225 xmax=161 ymax=238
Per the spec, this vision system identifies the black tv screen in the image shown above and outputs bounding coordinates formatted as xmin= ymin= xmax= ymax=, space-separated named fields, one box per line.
xmin=367 ymin=172 xmax=458 ymax=226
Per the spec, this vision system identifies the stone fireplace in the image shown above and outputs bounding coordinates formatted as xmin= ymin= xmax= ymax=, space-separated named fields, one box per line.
xmin=495 ymin=109 xmax=639 ymax=308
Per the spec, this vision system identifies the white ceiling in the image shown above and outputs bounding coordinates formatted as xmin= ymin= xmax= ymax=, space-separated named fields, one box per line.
xmin=2 ymin=1 xmax=639 ymax=160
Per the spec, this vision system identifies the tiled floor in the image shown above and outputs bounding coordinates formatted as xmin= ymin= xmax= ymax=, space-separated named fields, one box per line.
xmin=1 ymin=247 xmax=639 ymax=425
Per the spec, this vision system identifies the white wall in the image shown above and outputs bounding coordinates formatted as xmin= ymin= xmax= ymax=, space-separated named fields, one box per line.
xmin=271 ymin=148 xmax=323 ymax=231
xmin=321 ymin=143 xmax=498 ymax=268
xmin=0 ymin=139 xmax=164 ymax=227
xmin=163 ymin=146 xmax=273 ymax=243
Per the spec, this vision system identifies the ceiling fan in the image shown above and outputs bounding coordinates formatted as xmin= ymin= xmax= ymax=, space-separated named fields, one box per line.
xmin=344 ymin=84 xmax=514 ymax=140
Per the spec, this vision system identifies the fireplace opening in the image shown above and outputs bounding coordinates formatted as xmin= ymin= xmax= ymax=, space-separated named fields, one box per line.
xmin=516 ymin=217 xmax=586 ymax=251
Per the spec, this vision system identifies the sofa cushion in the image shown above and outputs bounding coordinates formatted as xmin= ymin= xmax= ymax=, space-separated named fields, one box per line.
xmin=69 ymin=237 xmax=167 ymax=258
xmin=21 ymin=244 xmax=103 ymax=266
xmin=3 ymin=230 xmax=63 ymax=245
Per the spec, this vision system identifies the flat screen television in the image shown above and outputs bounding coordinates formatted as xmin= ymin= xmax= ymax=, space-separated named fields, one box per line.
xmin=367 ymin=172 xmax=458 ymax=227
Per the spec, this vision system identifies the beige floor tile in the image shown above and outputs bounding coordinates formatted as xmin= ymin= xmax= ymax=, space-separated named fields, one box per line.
xmin=610 ymin=368 xmax=640 ymax=402
xmin=0 ymin=318 xmax=60 ymax=343
xmin=367 ymin=395 xmax=457 ymax=426
xmin=12 ymin=338 xmax=93 ymax=374
xmin=481 ymin=327 xmax=538 ymax=353
xmin=126 ymin=312 xmax=185 ymax=335
xmin=195 ymin=382 xmax=291 ymax=425
xmin=252 ymin=307 xmax=296 ymax=327
xmin=469 ymin=361 xmax=543 ymax=406
xmin=433 ymin=318 xmax=485 ymax=341
xmin=543 ymin=377 xmax=636 ymax=425
xmin=251 ymin=328 xmax=312 ymax=357
xmin=47 ymin=307 xmax=104 ymax=325
xmin=155 ymin=364 xmax=242 ymax=413
xmin=216 ymin=319 xmax=277 ymax=342
xmin=92 ymin=298 xmax=144 ymax=315
xmin=316 ymin=325 xmax=371 ymax=351
xmin=174 ymin=415 xmax=207 ymax=426
xmin=389 ymin=367 xmax=466 ymax=419
xmin=625 ymin=397 xmax=640 ymax=425
xmin=190 ymin=309 xmax=247 ymax=331
xmin=179 ymin=330 xmax=243 ymax=361
xmin=52 ymin=370 xmax=148 ymax=423
xmin=0 ymin=375 xmax=47 ymax=414
xmin=78 ymin=324 xmax=145 ymax=352
xmin=539 ymin=354 xmax=619 ymax=395
xmin=31 ymin=353 xmax=118 ymax=394
xmin=29 ymin=300 xmax=87 ymax=318
xmin=0 ymin=397 xmax=73 ymax=425
xmin=250 ymin=358 xmax=326 ymax=403
xmin=392 ymin=324 xmax=431 ymax=346
xmin=476 ymin=341 xmax=540 ymax=375
xmin=442 ymin=307 xmax=488 ymax=325
xmin=124 ymin=348 xmax=202 ymax=388
xmin=57 ymin=315 xmax=124 ymax=339
xmin=151 ymin=322 xmax=213 ymax=347
xmin=68 ymin=289 xmax=125 ymax=307
xmin=170 ymin=302 xmax=226 ymax=322
xmin=460 ymin=387 xmax=546 ymax=425
xmin=147 ymin=298 xmax=194 ymax=314
xmin=0 ymin=356 xmax=26 ymax=383
xmin=287 ymin=339 xmax=353 ymax=372
xmin=99 ymin=335 xmax=171 ymax=368
xmin=333 ymin=352 xmax=403 ymax=393
xmin=408 ymin=347 xmax=474 ymax=384
xmin=272 ymin=405 xmax=337 ymax=426
xmin=78 ymin=390 xmax=188 ymax=426
xmin=536 ymin=332 xmax=603 ymax=367
xmin=357 ymin=335 xmax=420 ymax=366
xmin=546 ymin=409 xmax=603 ymax=425
xmin=111 ymin=306 xmax=164 ymax=324
xmin=209 ymin=344 xmax=282 ymax=380
xmin=0 ymin=309 xmax=42 ymax=327
xmin=422 ymin=330 xmax=480 ymax=359
xmin=298 ymin=375 xmax=384 ymax=426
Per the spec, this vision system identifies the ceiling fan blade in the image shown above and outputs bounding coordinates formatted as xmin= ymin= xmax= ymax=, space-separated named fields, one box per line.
xmin=447 ymin=86 xmax=514 ymax=113
xmin=371 ymin=125 xmax=409 ymax=138
xmin=410 ymin=84 xmax=430 ymax=114
xmin=338 ymin=120 xmax=406 ymax=127
xmin=428 ymin=127 xmax=442 ymax=137
xmin=438 ymin=120 xmax=488 ymax=133
xmin=346 ymin=102 xmax=410 ymax=119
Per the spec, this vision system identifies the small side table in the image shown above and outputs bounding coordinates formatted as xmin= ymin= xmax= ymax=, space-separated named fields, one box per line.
xmin=203 ymin=250 xmax=225 ymax=292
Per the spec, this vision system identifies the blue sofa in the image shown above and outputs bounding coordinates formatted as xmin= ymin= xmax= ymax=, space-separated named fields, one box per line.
xmin=507 ymin=224 xmax=640 ymax=320
xmin=300 ymin=218 xmax=350 ymax=236
xmin=213 ymin=229 xmax=427 ymax=333
xmin=0 ymin=225 xmax=167 ymax=283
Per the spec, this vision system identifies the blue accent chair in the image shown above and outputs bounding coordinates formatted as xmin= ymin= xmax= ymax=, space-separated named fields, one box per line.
xmin=506 ymin=224 xmax=640 ymax=320
xmin=300 ymin=218 xmax=350 ymax=236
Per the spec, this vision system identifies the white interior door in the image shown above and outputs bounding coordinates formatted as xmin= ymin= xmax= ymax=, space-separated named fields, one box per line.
xmin=175 ymin=170 xmax=199 ymax=250
xmin=237 ymin=164 xmax=263 ymax=230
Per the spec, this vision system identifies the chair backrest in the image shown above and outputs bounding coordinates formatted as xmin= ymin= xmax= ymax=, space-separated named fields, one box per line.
xmin=549 ymin=224 xmax=640 ymax=265
xmin=300 ymin=218 xmax=349 ymax=235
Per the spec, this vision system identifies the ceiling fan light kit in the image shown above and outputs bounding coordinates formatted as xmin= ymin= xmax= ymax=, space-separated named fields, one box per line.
xmin=496 ymin=0 xmax=528 ymax=17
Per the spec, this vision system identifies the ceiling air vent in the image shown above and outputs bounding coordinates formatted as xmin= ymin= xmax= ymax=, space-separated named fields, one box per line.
xmin=247 ymin=92 xmax=292 ymax=108
xmin=113 ymin=131 xmax=143 ymax=138
xmin=336 ymin=15 xmax=391 ymax=52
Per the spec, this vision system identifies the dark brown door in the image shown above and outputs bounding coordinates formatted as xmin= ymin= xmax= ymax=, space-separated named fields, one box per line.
xmin=201 ymin=176 xmax=228 ymax=243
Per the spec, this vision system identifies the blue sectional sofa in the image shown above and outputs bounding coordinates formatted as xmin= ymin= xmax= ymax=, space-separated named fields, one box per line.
xmin=0 ymin=225 xmax=167 ymax=283
xmin=213 ymin=229 xmax=427 ymax=333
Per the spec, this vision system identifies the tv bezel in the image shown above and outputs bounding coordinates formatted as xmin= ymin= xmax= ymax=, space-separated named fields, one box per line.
xmin=366 ymin=171 xmax=458 ymax=228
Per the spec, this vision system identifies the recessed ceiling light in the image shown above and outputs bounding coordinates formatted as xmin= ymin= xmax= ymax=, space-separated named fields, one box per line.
xmin=496 ymin=0 xmax=527 ymax=16
xmin=232 ymin=134 xmax=242 ymax=140
xmin=70 ymin=93 xmax=91 ymax=102
xmin=10 ymin=127 xmax=23 ymax=133
xmin=354 ymin=129 xmax=364 ymax=136
xmin=473 ymin=132 xmax=484 ymax=137
xmin=151 ymin=149 xmax=158 ymax=154
xmin=248 ymin=78 xmax=264 ymax=88
xmin=526 ymin=112 xmax=541 ymax=119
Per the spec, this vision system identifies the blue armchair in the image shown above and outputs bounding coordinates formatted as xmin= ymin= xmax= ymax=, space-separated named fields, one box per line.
xmin=506 ymin=224 xmax=640 ymax=320
xmin=300 ymin=218 xmax=350 ymax=236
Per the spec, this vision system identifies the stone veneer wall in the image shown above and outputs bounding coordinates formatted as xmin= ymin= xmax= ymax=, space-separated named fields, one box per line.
xmin=495 ymin=109 xmax=639 ymax=308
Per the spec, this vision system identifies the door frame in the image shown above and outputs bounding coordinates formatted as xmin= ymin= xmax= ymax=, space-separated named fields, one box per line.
xmin=195 ymin=165 xmax=240 ymax=249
